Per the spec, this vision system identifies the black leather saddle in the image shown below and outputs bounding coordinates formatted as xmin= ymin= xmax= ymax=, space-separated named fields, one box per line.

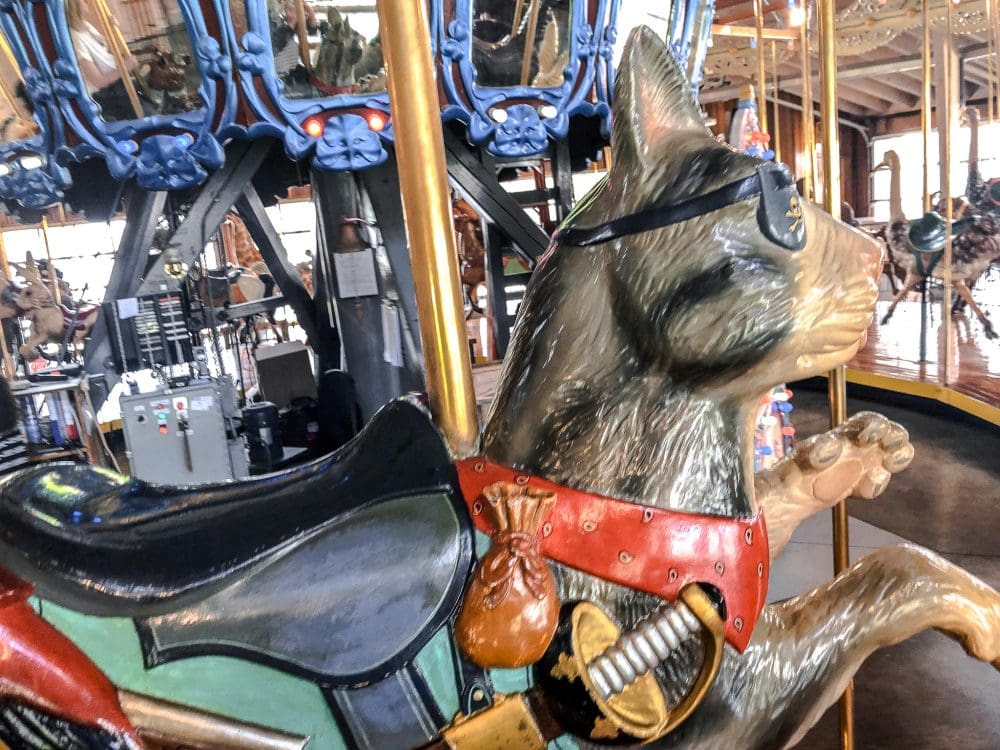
xmin=907 ymin=211 xmax=977 ymax=254
xmin=1 ymin=399 xmax=490 ymax=745
xmin=0 ymin=398 xmax=468 ymax=620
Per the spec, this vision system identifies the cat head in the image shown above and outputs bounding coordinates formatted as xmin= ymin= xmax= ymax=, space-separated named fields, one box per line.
xmin=556 ymin=27 xmax=881 ymax=398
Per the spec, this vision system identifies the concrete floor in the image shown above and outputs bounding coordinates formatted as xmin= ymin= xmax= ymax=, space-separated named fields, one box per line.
xmin=776 ymin=387 xmax=1000 ymax=750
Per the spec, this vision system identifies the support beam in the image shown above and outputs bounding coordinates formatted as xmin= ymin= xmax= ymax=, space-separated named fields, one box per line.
xmin=854 ymin=78 xmax=920 ymax=109
xmin=703 ymin=41 xmax=990 ymax=107
xmin=312 ymin=169 xmax=418 ymax=420
xmin=234 ymin=185 xmax=321 ymax=351
xmin=443 ymin=130 xmax=549 ymax=266
xmin=357 ymin=155 xmax=424 ymax=375
xmin=84 ymin=186 xmax=168 ymax=407
xmin=137 ymin=140 xmax=270 ymax=295
xmin=836 ymin=81 xmax=895 ymax=113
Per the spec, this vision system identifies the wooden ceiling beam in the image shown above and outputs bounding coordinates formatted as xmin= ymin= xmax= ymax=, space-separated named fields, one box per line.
xmin=836 ymin=81 xmax=896 ymax=113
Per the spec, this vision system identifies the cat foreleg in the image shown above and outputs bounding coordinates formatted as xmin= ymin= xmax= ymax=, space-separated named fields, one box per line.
xmin=755 ymin=412 xmax=913 ymax=560
xmin=685 ymin=545 xmax=1000 ymax=750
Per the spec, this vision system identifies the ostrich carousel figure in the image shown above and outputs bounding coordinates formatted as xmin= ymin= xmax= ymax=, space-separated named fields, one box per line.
xmin=873 ymin=148 xmax=1000 ymax=339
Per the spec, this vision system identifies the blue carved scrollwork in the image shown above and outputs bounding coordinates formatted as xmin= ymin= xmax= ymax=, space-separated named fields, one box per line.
xmin=223 ymin=0 xmax=390 ymax=172
xmin=0 ymin=148 xmax=71 ymax=209
xmin=0 ymin=2 xmax=71 ymax=210
xmin=33 ymin=0 xmax=236 ymax=191
xmin=0 ymin=0 xmax=727 ymax=189
xmin=435 ymin=0 xmax=615 ymax=158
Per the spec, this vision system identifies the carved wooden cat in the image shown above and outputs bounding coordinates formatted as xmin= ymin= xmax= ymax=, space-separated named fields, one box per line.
xmin=482 ymin=27 xmax=1000 ymax=749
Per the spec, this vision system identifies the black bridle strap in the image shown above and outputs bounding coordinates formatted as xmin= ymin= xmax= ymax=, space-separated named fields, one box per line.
xmin=556 ymin=171 xmax=763 ymax=247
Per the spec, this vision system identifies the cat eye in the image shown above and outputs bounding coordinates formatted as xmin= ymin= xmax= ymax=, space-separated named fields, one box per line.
xmin=556 ymin=162 xmax=808 ymax=252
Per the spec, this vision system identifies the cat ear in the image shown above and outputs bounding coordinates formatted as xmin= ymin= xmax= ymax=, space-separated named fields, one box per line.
xmin=612 ymin=27 xmax=705 ymax=169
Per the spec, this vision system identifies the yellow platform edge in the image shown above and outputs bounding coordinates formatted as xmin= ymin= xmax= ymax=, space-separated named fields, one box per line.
xmin=843 ymin=368 xmax=1000 ymax=428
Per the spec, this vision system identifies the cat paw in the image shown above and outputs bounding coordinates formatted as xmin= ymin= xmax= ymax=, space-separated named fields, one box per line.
xmin=792 ymin=412 xmax=913 ymax=504
xmin=835 ymin=412 xmax=914 ymax=499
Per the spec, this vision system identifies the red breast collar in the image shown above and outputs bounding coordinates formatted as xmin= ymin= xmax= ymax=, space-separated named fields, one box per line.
xmin=456 ymin=458 xmax=769 ymax=653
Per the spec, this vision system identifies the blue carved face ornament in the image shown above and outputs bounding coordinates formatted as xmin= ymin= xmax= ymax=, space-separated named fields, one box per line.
xmin=556 ymin=162 xmax=807 ymax=252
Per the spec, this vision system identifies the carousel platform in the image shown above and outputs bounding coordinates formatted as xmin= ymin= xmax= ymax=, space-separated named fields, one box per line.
xmin=845 ymin=281 xmax=1000 ymax=428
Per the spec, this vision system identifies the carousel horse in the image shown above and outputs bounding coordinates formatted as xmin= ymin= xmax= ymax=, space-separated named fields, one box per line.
xmin=453 ymin=201 xmax=487 ymax=314
xmin=12 ymin=262 xmax=98 ymax=360
xmin=141 ymin=48 xmax=196 ymax=115
xmin=873 ymin=149 xmax=1000 ymax=338
xmin=313 ymin=8 xmax=365 ymax=93
xmin=35 ymin=258 xmax=74 ymax=306
xmin=0 ymin=28 xmax=996 ymax=750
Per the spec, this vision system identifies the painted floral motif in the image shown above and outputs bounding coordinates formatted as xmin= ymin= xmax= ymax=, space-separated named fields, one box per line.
xmin=313 ymin=114 xmax=387 ymax=171
xmin=489 ymin=104 xmax=547 ymax=157
xmin=21 ymin=68 xmax=52 ymax=103
xmin=197 ymin=37 xmax=232 ymax=79
xmin=133 ymin=134 xmax=223 ymax=190
xmin=51 ymin=60 xmax=82 ymax=98
xmin=442 ymin=20 xmax=469 ymax=61
xmin=0 ymin=157 xmax=69 ymax=210
xmin=237 ymin=32 xmax=270 ymax=76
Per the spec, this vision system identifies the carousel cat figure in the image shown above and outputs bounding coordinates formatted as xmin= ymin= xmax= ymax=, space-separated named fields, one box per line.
xmin=0 ymin=26 xmax=995 ymax=750
xmin=480 ymin=27 xmax=999 ymax=749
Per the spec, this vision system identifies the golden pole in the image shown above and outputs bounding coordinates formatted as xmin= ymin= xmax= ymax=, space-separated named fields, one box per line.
xmin=753 ymin=0 xmax=769 ymax=136
xmin=376 ymin=0 xmax=478 ymax=457
xmin=986 ymin=0 xmax=996 ymax=123
xmin=0 ymin=229 xmax=13 ymax=379
xmin=519 ymin=0 xmax=542 ymax=86
xmin=799 ymin=4 xmax=814 ymax=201
xmin=817 ymin=0 xmax=853 ymax=745
xmin=992 ymin=0 xmax=1000 ymax=124
xmin=295 ymin=0 xmax=312 ymax=73
xmin=942 ymin=0 xmax=955 ymax=385
xmin=771 ymin=41 xmax=782 ymax=164
xmin=39 ymin=217 xmax=60 ymax=307
xmin=922 ymin=0 xmax=932 ymax=213
xmin=90 ymin=0 xmax=142 ymax=119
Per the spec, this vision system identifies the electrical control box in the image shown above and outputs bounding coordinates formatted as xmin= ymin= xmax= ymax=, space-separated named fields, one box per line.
xmin=120 ymin=379 xmax=248 ymax=485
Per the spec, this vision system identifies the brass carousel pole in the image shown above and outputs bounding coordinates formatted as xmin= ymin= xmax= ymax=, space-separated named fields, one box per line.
xmin=376 ymin=0 xmax=479 ymax=457
xmin=942 ymin=0 xmax=955 ymax=385
xmin=0 ymin=229 xmax=13 ymax=379
xmin=771 ymin=41 xmax=782 ymax=164
xmin=519 ymin=0 xmax=543 ymax=86
xmin=295 ymin=0 xmax=312 ymax=73
xmin=39 ymin=217 xmax=60 ymax=307
xmin=817 ymin=0 xmax=853 ymax=745
xmin=91 ymin=0 xmax=143 ymax=119
xmin=922 ymin=0 xmax=932 ymax=213
xmin=986 ymin=0 xmax=996 ymax=122
xmin=993 ymin=0 xmax=1000 ymax=122
xmin=753 ymin=0 xmax=769 ymax=136
xmin=799 ymin=2 xmax=814 ymax=201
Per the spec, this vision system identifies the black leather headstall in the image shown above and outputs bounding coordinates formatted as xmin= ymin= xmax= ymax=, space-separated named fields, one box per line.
xmin=557 ymin=162 xmax=807 ymax=251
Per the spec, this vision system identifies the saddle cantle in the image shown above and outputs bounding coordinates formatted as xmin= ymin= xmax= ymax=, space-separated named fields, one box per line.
xmin=0 ymin=399 xmax=466 ymax=622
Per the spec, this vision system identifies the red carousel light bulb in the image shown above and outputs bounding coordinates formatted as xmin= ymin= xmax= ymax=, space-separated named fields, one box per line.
xmin=304 ymin=117 xmax=324 ymax=138
xmin=367 ymin=112 xmax=386 ymax=132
